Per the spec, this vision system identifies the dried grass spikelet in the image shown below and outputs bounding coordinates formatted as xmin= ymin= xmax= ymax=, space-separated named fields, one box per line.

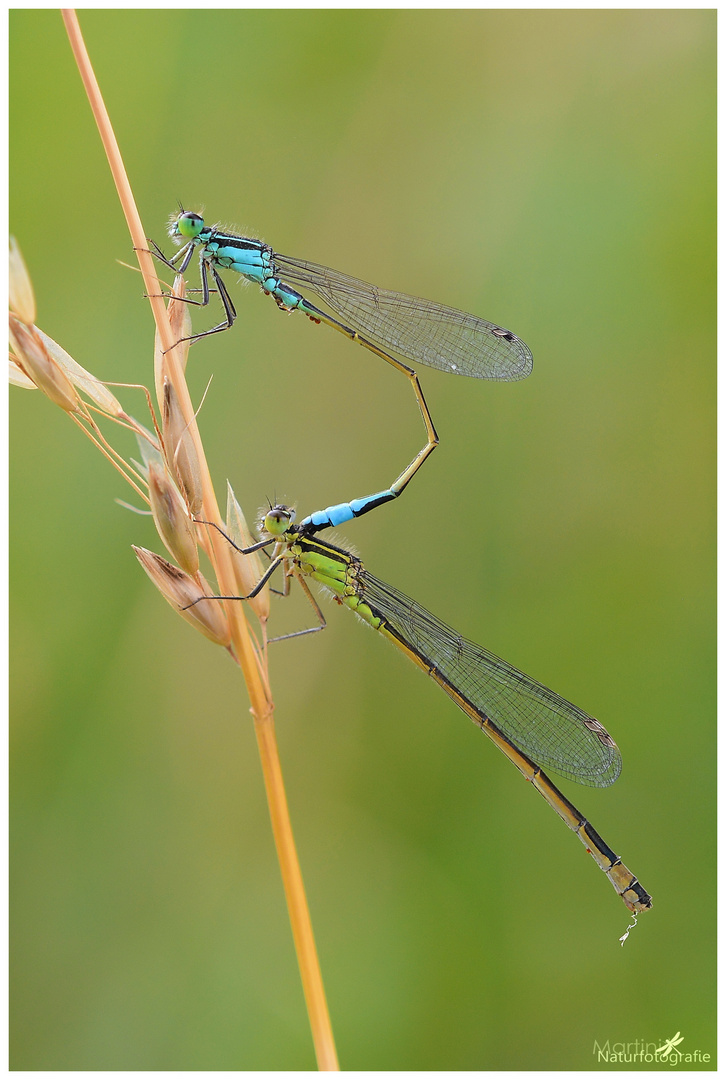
xmin=36 ymin=327 xmax=125 ymax=418
xmin=9 ymin=314 xmax=78 ymax=413
xmin=154 ymin=274 xmax=192 ymax=409
xmin=161 ymin=375 xmax=203 ymax=515
xmin=10 ymin=355 xmax=37 ymax=389
xmin=133 ymin=545 xmax=231 ymax=647
xmin=9 ymin=238 xmax=126 ymax=420
xmin=9 ymin=236 xmax=36 ymax=325
xmin=148 ymin=460 xmax=199 ymax=576
xmin=227 ymin=481 xmax=270 ymax=622
xmin=169 ymin=277 xmax=193 ymax=367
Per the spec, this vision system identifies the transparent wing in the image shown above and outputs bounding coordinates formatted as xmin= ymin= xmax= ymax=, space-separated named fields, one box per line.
xmin=274 ymin=253 xmax=532 ymax=381
xmin=357 ymin=569 xmax=621 ymax=787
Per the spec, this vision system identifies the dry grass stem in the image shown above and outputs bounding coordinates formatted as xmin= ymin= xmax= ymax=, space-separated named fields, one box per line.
xmin=12 ymin=10 xmax=342 ymax=1070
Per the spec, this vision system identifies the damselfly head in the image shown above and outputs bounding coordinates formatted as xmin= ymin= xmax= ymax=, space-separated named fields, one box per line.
xmin=263 ymin=505 xmax=295 ymax=537
xmin=168 ymin=210 xmax=205 ymax=242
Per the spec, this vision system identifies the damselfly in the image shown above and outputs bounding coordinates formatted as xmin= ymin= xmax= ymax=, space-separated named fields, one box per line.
xmin=150 ymin=210 xmax=532 ymax=506
xmin=200 ymin=495 xmax=652 ymax=915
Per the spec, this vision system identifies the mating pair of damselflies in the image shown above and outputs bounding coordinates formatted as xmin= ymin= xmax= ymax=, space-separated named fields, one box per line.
xmin=151 ymin=210 xmax=652 ymax=918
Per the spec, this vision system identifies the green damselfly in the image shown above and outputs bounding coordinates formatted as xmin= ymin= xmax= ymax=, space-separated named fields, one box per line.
xmin=199 ymin=494 xmax=652 ymax=916
xmin=150 ymin=210 xmax=532 ymax=505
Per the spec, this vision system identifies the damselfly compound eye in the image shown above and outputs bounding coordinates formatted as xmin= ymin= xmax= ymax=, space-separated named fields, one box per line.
xmin=264 ymin=506 xmax=293 ymax=536
xmin=176 ymin=212 xmax=205 ymax=239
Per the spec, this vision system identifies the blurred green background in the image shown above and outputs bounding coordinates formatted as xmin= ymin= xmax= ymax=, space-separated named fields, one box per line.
xmin=10 ymin=9 xmax=715 ymax=1071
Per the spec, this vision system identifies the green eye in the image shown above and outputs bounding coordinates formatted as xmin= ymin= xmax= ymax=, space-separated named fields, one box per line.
xmin=176 ymin=212 xmax=204 ymax=239
xmin=264 ymin=506 xmax=293 ymax=536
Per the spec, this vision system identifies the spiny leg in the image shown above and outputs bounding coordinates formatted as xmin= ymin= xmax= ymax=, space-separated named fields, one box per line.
xmin=143 ymin=288 xmax=221 ymax=310
xmin=194 ymin=517 xmax=272 ymax=557
xmin=267 ymin=567 xmax=328 ymax=644
xmin=147 ymin=241 xmax=237 ymax=346
xmin=145 ymin=237 xmax=195 ymax=273
xmin=172 ymin=262 xmax=238 ymax=346
xmin=154 ymin=261 xmax=238 ymax=351
xmin=143 ymin=240 xmax=223 ymax=324
xmin=138 ymin=239 xmax=203 ymax=304
xmin=181 ymin=551 xmax=286 ymax=611
xmin=188 ymin=522 xmax=326 ymax=642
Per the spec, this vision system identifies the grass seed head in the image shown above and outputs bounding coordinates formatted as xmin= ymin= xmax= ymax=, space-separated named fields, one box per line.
xmin=148 ymin=460 xmax=199 ymax=576
xmin=9 ymin=314 xmax=78 ymax=413
xmin=9 ymin=237 xmax=36 ymax=325
xmin=154 ymin=275 xmax=192 ymax=407
xmin=161 ymin=376 xmax=203 ymax=514
xmin=36 ymin=327 xmax=124 ymax=417
xmin=167 ymin=277 xmax=193 ymax=369
xmin=9 ymin=355 xmax=37 ymax=389
xmin=227 ymin=481 xmax=270 ymax=622
xmin=133 ymin=545 xmax=231 ymax=647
